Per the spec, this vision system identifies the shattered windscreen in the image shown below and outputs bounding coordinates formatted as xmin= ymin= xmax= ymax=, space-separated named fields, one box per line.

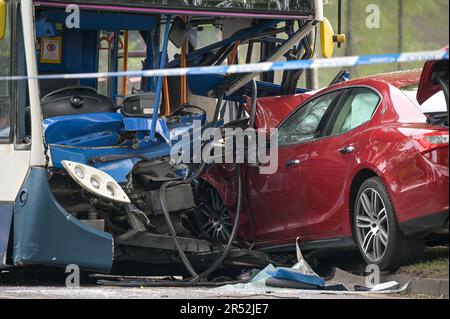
xmin=51 ymin=0 xmax=316 ymax=16
xmin=139 ymin=0 xmax=314 ymax=13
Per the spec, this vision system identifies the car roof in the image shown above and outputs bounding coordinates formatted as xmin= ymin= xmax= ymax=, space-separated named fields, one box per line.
xmin=351 ymin=69 xmax=422 ymax=88
xmin=255 ymin=69 xmax=423 ymax=127
xmin=303 ymin=69 xmax=423 ymax=101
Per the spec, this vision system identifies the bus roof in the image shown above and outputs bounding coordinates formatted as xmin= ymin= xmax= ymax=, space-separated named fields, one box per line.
xmin=35 ymin=0 xmax=318 ymax=20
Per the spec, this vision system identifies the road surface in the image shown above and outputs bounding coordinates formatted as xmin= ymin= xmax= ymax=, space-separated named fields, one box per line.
xmin=0 ymin=283 xmax=409 ymax=299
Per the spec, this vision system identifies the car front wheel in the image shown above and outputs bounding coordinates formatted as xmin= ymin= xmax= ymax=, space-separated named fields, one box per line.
xmin=354 ymin=177 xmax=425 ymax=271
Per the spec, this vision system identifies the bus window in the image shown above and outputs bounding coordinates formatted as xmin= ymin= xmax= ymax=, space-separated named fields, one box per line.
xmin=0 ymin=0 xmax=10 ymax=140
xmin=97 ymin=31 xmax=113 ymax=97
xmin=117 ymin=30 xmax=147 ymax=96
xmin=189 ymin=24 xmax=222 ymax=50
xmin=98 ymin=30 xmax=147 ymax=98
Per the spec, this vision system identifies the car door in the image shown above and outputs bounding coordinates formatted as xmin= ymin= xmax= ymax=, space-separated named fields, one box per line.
xmin=247 ymin=90 xmax=342 ymax=245
xmin=302 ymin=87 xmax=382 ymax=241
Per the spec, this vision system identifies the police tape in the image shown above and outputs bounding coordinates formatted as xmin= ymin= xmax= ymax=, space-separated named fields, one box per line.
xmin=0 ymin=49 xmax=448 ymax=81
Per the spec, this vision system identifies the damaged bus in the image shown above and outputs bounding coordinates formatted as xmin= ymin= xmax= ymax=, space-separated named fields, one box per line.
xmin=0 ymin=0 xmax=343 ymax=276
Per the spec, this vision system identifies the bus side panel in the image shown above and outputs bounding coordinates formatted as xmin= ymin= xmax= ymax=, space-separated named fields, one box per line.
xmin=13 ymin=167 xmax=113 ymax=273
xmin=0 ymin=203 xmax=13 ymax=268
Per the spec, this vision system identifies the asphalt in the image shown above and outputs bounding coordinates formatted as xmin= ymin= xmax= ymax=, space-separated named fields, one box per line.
xmin=0 ymin=284 xmax=405 ymax=299
xmin=1 ymin=247 xmax=446 ymax=299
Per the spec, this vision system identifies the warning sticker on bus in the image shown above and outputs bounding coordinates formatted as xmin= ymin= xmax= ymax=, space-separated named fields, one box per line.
xmin=40 ymin=36 xmax=62 ymax=64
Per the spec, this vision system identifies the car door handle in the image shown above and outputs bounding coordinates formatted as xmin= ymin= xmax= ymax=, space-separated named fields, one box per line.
xmin=286 ymin=159 xmax=301 ymax=167
xmin=339 ymin=145 xmax=356 ymax=154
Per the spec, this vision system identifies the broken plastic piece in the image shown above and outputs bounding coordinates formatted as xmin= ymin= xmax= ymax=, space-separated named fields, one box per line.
xmin=267 ymin=267 xmax=325 ymax=287
xmin=265 ymin=277 xmax=320 ymax=290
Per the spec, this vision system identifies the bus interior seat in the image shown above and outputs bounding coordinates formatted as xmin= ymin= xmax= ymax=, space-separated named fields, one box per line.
xmin=25 ymin=77 xmax=115 ymax=136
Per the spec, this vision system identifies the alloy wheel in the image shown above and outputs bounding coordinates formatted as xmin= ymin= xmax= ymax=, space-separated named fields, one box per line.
xmin=197 ymin=187 xmax=233 ymax=244
xmin=355 ymin=188 xmax=389 ymax=262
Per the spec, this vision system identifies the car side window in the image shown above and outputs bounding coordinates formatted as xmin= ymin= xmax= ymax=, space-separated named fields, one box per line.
xmin=278 ymin=91 xmax=340 ymax=147
xmin=328 ymin=88 xmax=381 ymax=136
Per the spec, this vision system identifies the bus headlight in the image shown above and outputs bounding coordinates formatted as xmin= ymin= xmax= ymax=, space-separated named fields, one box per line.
xmin=62 ymin=160 xmax=130 ymax=204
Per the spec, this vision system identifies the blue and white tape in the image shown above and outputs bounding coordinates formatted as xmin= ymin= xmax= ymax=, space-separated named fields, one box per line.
xmin=0 ymin=49 xmax=448 ymax=81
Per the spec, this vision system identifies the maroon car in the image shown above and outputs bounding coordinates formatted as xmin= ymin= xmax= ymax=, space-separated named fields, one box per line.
xmin=201 ymin=61 xmax=449 ymax=271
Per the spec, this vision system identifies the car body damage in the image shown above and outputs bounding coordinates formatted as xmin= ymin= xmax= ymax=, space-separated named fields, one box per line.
xmin=4 ymin=0 xmax=326 ymax=275
xmin=44 ymin=110 xmax=204 ymax=183
xmin=203 ymin=68 xmax=449 ymax=271
xmin=39 ymin=96 xmax=233 ymax=271
xmin=2 ymin=0 xmax=446 ymax=277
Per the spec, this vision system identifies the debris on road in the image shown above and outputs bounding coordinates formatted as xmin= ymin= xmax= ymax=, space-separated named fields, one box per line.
xmin=212 ymin=239 xmax=409 ymax=295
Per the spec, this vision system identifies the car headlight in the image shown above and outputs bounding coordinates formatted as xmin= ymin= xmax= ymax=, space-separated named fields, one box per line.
xmin=62 ymin=160 xmax=130 ymax=204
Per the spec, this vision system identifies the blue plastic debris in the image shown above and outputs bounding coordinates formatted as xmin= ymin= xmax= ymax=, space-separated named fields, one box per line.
xmin=267 ymin=267 xmax=325 ymax=287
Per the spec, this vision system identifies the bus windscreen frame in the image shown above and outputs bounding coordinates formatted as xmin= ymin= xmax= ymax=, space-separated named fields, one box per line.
xmin=35 ymin=0 xmax=318 ymax=19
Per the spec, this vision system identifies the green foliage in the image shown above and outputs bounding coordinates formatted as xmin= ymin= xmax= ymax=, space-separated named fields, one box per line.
xmin=398 ymin=247 xmax=449 ymax=279
xmin=318 ymin=0 xmax=449 ymax=87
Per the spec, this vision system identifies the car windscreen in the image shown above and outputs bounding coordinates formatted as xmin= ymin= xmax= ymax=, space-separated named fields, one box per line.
xmin=400 ymin=83 xmax=447 ymax=114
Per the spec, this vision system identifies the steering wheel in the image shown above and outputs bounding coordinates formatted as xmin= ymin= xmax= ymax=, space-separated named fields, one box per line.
xmin=42 ymin=85 xmax=98 ymax=101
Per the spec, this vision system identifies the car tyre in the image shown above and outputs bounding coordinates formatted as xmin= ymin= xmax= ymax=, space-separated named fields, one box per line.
xmin=353 ymin=177 xmax=425 ymax=272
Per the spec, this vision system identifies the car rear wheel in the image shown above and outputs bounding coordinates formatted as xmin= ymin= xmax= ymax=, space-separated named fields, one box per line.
xmin=354 ymin=177 xmax=425 ymax=271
